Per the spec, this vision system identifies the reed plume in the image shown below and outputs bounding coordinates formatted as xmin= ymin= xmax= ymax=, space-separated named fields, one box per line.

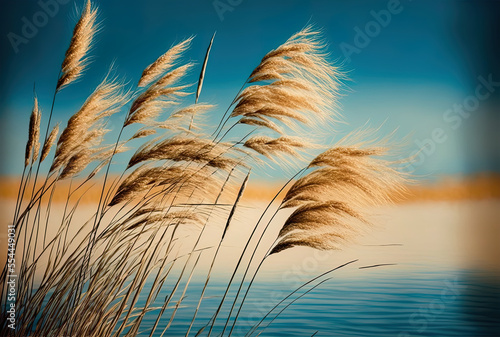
xmin=271 ymin=132 xmax=408 ymax=254
xmin=58 ymin=148 xmax=93 ymax=179
xmin=57 ymin=0 xmax=98 ymax=91
xmin=126 ymin=64 xmax=193 ymax=126
xmin=170 ymin=103 xmax=215 ymax=120
xmin=228 ymin=25 xmax=342 ymax=141
xmin=244 ymin=136 xmax=307 ymax=162
xmin=129 ymin=128 xmax=157 ymax=140
xmin=25 ymin=95 xmax=41 ymax=166
xmin=127 ymin=136 xmax=242 ymax=171
xmin=160 ymin=103 xmax=216 ymax=134
xmin=138 ymin=37 xmax=193 ymax=88
xmin=51 ymin=74 xmax=128 ymax=174
xmin=121 ymin=210 xmax=203 ymax=232
xmin=40 ymin=123 xmax=59 ymax=162
xmin=109 ymin=165 xmax=222 ymax=206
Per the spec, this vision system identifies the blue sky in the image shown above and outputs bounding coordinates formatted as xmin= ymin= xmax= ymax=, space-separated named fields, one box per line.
xmin=1 ymin=0 xmax=499 ymax=179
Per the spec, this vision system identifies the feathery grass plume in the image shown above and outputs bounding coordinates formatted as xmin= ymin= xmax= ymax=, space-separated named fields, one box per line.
xmin=125 ymin=85 xmax=190 ymax=126
xmin=56 ymin=137 xmax=122 ymax=180
xmin=126 ymin=64 xmax=193 ymax=126
xmin=138 ymin=37 xmax=194 ymax=88
xmin=40 ymin=123 xmax=59 ymax=162
xmin=127 ymin=136 xmax=242 ymax=170
xmin=51 ymin=75 xmax=128 ymax=172
xmin=25 ymin=95 xmax=41 ymax=166
xmin=82 ymin=141 xmax=127 ymax=181
xmin=122 ymin=210 xmax=203 ymax=232
xmin=100 ymin=208 xmax=206 ymax=241
xmin=129 ymin=128 xmax=157 ymax=140
xmin=86 ymin=157 xmax=110 ymax=180
xmin=170 ymin=103 xmax=215 ymax=120
xmin=272 ymin=131 xmax=408 ymax=253
xmin=59 ymin=148 xmax=92 ymax=179
xmin=230 ymin=26 xmax=342 ymax=137
xmin=167 ymin=103 xmax=215 ymax=132
xmin=239 ymin=116 xmax=282 ymax=134
xmin=243 ymin=136 xmax=308 ymax=162
xmin=270 ymin=232 xmax=353 ymax=254
xmin=109 ymin=165 xmax=222 ymax=206
xmin=57 ymin=0 xmax=98 ymax=91
xmin=282 ymin=133 xmax=408 ymax=209
xmin=60 ymin=142 xmax=129 ymax=180
xmin=125 ymin=205 xmax=167 ymax=220
xmin=277 ymin=201 xmax=365 ymax=237
xmin=93 ymin=142 xmax=129 ymax=160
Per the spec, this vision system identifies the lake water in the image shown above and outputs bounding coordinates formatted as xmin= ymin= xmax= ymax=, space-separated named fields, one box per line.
xmin=130 ymin=268 xmax=500 ymax=337
xmin=125 ymin=200 xmax=500 ymax=337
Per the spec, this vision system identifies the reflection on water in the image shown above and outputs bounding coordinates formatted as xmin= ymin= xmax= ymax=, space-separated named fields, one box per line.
xmin=134 ymin=269 xmax=499 ymax=336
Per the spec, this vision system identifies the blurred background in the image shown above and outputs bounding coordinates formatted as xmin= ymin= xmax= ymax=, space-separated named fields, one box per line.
xmin=1 ymin=0 xmax=499 ymax=336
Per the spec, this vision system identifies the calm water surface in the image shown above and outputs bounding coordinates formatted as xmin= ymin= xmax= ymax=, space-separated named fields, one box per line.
xmin=132 ymin=268 xmax=500 ymax=336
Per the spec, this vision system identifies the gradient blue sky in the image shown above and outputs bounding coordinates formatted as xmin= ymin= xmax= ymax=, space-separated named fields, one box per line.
xmin=1 ymin=0 xmax=499 ymax=179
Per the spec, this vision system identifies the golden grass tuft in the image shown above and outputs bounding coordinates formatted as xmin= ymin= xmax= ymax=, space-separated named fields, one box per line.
xmin=57 ymin=0 xmax=98 ymax=91
xmin=51 ymin=74 xmax=129 ymax=175
xmin=138 ymin=37 xmax=193 ymax=88
xmin=25 ymin=95 xmax=41 ymax=167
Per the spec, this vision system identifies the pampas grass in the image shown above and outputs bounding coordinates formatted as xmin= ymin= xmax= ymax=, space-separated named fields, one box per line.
xmin=0 ymin=3 xmax=409 ymax=336
xmin=127 ymin=136 xmax=242 ymax=170
xmin=138 ymin=37 xmax=194 ymax=88
xmin=244 ymin=136 xmax=308 ymax=162
xmin=57 ymin=0 xmax=98 ymax=91
xmin=25 ymin=95 xmax=41 ymax=167
xmin=40 ymin=123 xmax=59 ymax=163
xmin=51 ymin=75 xmax=129 ymax=175
xmin=231 ymin=26 xmax=342 ymax=131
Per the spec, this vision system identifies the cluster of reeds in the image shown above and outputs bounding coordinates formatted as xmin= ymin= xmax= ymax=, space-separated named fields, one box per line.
xmin=0 ymin=1 xmax=408 ymax=336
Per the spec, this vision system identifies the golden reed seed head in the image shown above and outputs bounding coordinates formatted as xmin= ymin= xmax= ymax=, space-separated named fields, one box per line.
xmin=243 ymin=136 xmax=306 ymax=161
xmin=52 ymin=76 xmax=128 ymax=173
xmin=127 ymin=136 xmax=241 ymax=171
xmin=138 ymin=37 xmax=193 ymax=88
xmin=40 ymin=123 xmax=59 ymax=163
xmin=57 ymin=0 xmax=98 ymax=91
xmin=271 ymin=131 xmax=409 ymax=254
xmin=129 ymin=129 xmax=157 ymax=141
xmin=109 ymin=164 xmax=223 ymax=206
xmin=25 ymin=95 xmax=41 ymax=167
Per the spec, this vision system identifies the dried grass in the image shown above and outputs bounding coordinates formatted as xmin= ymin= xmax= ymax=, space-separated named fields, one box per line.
xmin=109 ymin=164 xmax=222 ymax=206
xmin=138 ymin=37 xmax=193 ymax=88
xmin=230 ymin=26 xmax=343 ymax=140
xmin=41 ymin=123 xmax=59 ymax=162
xmin=57 ymin=0 xmax=98 ymax=91
xmin=51 ymin=74 xmax=129 ymax=174
xmin=126 ymin=61 xmax=193 ymax=126
xmin=127 ymin=136 xmax=242 ymax=171
xmin=25 ymin=95 xmax=41 ymax=167
xmin=272 ymin=132 xmax=409 ymax=253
